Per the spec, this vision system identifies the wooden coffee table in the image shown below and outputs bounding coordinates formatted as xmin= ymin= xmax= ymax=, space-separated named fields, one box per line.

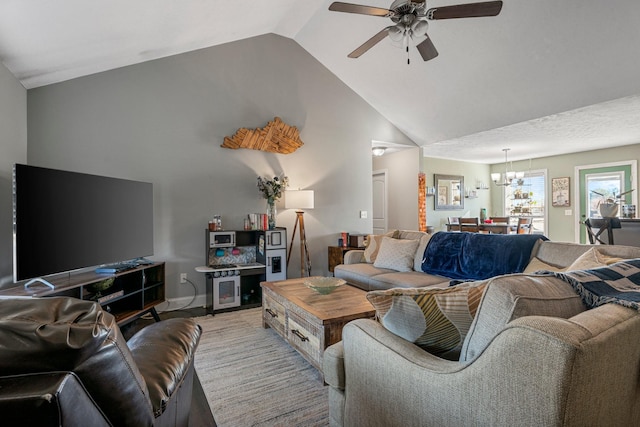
xmin=261 ymin=277 xmax=375 ymax=377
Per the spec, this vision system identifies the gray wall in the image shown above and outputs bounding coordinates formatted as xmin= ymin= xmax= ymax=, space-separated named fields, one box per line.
xmin=0 ymin=62 xmax=27 ymax=288
xmin=372 ymin=147 xmax=420 ymax=231
xmin=25 ymin=34 xmax=415 ymax=306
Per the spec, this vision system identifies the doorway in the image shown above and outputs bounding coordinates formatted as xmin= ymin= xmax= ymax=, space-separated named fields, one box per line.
xmin=575 ymin=161 xmax=637 ymax=243
xmin=372 ymin=170 xmax=388 ymax=234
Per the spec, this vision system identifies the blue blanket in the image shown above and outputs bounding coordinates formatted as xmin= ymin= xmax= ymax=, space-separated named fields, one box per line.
xmin=421 ymin=232 xmax=547 ymax=281
xmin=552 ymin=259 xmax=640 ymax=311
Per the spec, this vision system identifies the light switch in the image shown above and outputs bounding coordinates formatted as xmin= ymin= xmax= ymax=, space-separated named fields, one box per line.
xmin=360 ymin=210 xmax=368 ymax=219
xmin=565 ymin=209 xmax=572 ymax=216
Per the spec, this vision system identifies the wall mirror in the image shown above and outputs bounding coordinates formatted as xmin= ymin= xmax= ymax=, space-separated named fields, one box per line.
xmin=434 ymin=174 xmax=464 ymax=210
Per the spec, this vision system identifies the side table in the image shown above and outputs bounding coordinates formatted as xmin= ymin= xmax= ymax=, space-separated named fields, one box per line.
xmin=328 ymin=246 xmax=363 ymax=273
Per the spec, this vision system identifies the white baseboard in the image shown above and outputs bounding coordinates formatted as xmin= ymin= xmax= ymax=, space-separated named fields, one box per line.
xmin=155 ymin=294 xmax=207 ymax=314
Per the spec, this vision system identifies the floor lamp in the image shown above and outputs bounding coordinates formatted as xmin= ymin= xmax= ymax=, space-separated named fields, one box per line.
xmin=285 ymin=190 xmax=314 ymax=277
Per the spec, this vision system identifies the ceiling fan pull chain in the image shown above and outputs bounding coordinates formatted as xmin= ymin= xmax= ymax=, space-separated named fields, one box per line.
xmin=404 ymin=32 xmax=410 ymax=64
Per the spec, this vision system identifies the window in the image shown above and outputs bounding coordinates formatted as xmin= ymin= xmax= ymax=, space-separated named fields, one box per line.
xmin=586 ymin=171 xmax=625 ymax=218
xmin=504 ymin=170 xmax=546 ymax=234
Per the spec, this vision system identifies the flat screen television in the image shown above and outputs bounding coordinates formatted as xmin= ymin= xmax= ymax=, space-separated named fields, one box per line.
xmin=13 ymin=164 xmax=154 ymax=283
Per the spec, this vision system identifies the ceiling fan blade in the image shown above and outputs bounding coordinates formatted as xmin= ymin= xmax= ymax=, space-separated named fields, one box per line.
xmin=348 ymin=27 xmax=391 ymax=58
xmin=427 ymin=1 xmax=503 ymax=20
xmin=329 ymin=2 xmax=391 ymax=17
xmin=416 ymin=36 xmax=439 ymax=61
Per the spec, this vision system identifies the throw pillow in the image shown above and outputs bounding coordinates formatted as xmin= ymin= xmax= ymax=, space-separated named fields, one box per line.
xmin=567 ymin=247 xmax=621 ymax=271
xmin=363 ymin=230 xmax=397 ymax=263
xmin=366 ymin=282 xmax=487 ymax=359
xmin=523 ymin=257 xmax=566 ymax=273
xmin=373 ymin=237 xmax=420 ymax=272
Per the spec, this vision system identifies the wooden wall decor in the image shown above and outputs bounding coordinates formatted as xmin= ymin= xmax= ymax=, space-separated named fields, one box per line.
xmin=221 ymin=117 xmax=304 ymax=154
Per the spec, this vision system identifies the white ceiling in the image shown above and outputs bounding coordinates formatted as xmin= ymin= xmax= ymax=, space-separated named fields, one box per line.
xmin=1 ymin=0 xmax=639 ymax=164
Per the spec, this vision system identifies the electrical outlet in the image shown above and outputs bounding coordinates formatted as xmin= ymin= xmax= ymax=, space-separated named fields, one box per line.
xmin=180 ymin=273 xmax=187 ymax=283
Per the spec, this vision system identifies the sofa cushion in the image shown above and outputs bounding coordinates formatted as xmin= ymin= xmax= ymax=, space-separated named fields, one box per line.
xmin=334 ymin=263 xmax=396 ymax=291
xmin=396 ymin=230 xmax=428 ymax=241
xmin=459 ymin=274 xmax=586 ymax=363
xmin=421 ymin=232 xmax=546 ymax=280
xmin=523 ymin=257 xmax=566 ymax=273
xmin=566 ymin=247 xmax=623 ymax=270
xmin=369 ymin=271 xmax=450 ymax=290
xmin=366 ymin=282 xmax=487 ymax=359
xmin=532 ymin=241 xmax=640 ymax=269
xmin=363 ymin=230 xmax=397 ymax=263
xmin=373 ymin=237 xmax=420 ymax=272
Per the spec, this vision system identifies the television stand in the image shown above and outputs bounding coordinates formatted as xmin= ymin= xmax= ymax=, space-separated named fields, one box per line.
xmin=0 ymin=263 xmax=165 ymax=326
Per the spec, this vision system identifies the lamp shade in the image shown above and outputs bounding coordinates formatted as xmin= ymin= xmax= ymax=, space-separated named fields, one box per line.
xmin=285 ymin=190 xmax=314 ymax=210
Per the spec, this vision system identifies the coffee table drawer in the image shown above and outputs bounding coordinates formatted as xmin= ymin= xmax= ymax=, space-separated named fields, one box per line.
xmin=263 ymin=293 xmax=286 ymax=336
xmin=287 ymin=311 xmax=322 ymax=368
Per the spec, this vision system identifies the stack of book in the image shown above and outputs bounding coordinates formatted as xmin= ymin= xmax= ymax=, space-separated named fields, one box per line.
xmin=247 ymin=213 xmax=269 ymax=230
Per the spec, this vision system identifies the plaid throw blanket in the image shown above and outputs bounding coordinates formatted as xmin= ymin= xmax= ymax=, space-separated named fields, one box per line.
xmin=553 ymin=259 xmax=640 ymax=311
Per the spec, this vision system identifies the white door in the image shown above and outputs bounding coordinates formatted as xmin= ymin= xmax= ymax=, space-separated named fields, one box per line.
xmin=372 ymin=170 xmax=388 ymax=234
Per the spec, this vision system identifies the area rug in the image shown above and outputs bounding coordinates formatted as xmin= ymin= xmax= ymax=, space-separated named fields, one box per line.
xmin=193 ymin=308 xmax=329 ymax=427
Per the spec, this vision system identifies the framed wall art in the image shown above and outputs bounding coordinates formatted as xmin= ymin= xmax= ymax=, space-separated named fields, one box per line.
xmin=434 ymin=174 xmax=464 ymax=210
xmin=552 ymin=177 xmax=570 ymax=207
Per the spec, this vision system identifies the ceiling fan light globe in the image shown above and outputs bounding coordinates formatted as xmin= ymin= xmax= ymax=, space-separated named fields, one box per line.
xmin=388 ymin=25 xmax=404 ymax=42
xmin=411 ymin=20 xmax=429 ymax=37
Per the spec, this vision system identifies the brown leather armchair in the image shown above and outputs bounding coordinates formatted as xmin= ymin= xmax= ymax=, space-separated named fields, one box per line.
xmin=0 ymin=297 xmax=204 ymax=426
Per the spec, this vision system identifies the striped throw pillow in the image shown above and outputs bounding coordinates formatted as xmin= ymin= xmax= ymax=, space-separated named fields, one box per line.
xmin=366 ymin=282 xmax=487 ymax=359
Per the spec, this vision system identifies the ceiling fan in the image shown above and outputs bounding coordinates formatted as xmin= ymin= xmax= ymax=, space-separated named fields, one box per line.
xmin=328 ymin=0 xmax=503 ymax=63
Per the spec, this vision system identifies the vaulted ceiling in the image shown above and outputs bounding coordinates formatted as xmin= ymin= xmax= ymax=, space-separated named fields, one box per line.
xmin=1 ymin=0 xmax=639 ymax=163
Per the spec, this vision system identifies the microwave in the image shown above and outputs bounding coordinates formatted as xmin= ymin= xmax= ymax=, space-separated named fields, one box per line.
xmin=209 ymin=231 xmax=236 ymax=248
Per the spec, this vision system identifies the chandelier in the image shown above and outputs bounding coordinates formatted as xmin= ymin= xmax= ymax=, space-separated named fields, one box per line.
xmin=491 ymin=148 xmax=524 ymax=186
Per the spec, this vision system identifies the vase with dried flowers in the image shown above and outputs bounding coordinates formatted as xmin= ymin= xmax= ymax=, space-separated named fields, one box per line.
xmin=257 ymin=174 xmax=289 ymax=229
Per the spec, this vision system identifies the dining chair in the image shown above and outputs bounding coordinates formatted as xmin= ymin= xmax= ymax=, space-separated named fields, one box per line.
xmin=458 ymin=217 xmax=479 ymax=232
xmin=516 ymin=217 xmax=533 ymax=234
xmin=490 ymin=216 xmax=510 ymax=224
xmin=584 ymin=218 xmax=618 ymax=244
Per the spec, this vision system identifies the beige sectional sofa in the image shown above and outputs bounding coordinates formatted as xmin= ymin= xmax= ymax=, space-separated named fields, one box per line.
xmin=334 ymin=230 xmax=640 ymax=290
xmin=324 ymin=273 xmax=640 ymax=426
xmin=326 ymin=232 xmax=640 ymax=426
